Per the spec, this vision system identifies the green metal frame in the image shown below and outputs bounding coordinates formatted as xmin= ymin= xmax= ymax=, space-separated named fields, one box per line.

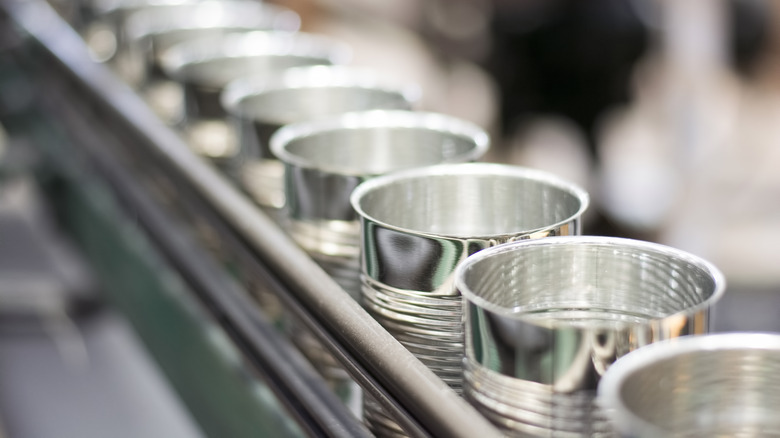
xmin=1 ymin=105 xmax=303 ymax=438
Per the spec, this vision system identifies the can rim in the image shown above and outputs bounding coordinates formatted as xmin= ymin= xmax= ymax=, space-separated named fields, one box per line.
xmin=124 ymin=0 xmax=301 ymax=40
xmin=159 ymin=31 xmax=351 ymax=85
xmin=221 ymin=65 xmax=421 ymax=123
xmin=596 ymin=332 xmax=780 ymax=437
xmin=270 ymin=110 xmax=487 ymax=176
xmin=350 ymin=162 xmax=590 ymax=240
xmin=454 ymin=235 xmax=726 ymax=321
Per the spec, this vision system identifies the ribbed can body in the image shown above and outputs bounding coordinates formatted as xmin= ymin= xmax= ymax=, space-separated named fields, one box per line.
xmin=352 ymin=163 xmax=589 ymax=436
xmin=273 ymin=113 xmax=490 ymax=432
xmin=455 ymin=236 xmax=726 ymax=437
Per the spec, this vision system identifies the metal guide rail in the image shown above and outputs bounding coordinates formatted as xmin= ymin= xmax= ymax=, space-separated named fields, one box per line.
xmin=0 ymin=0 xmax=503 ymax=437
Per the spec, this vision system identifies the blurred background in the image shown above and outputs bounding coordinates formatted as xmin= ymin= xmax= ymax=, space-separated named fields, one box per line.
xmin=3 ymin=0 xmax=780 ymax=436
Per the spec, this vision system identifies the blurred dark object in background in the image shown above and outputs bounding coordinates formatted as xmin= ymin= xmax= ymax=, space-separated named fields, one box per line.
xmin=478 ymin=0 xmax=771 ymax=157
xmin=486 ymin=0 xmax=650 ymax=157
xmin=729 ymin=0 xmax=772 ymax=77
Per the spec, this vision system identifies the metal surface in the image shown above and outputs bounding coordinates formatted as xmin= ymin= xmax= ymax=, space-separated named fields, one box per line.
xmin=122 ymin=1 xmax=300 ymax=85
xmin=91 ymin=0 xmax=195 ymax=16
xmin=455 ymin=236 xmax=726 ymax=436
xmin=2 ymin=1 xmax=504 ymax=437
xmin=235 ymin=74 xmax=428 ymax=419
xmin=352 ymin=163 xmax=588 ymax=295
xmin=274 ymin=109 xmax=489 ymax=235
xmin=83 ymin=0 xmax=202 ymax=63
xmin=223 ymin=66 xmax=420 ymax=208
xmin=598 ymin=333 xmax=780 ymax=437
xmin=351 ymin=163 xmax=588 ymax=434
xmin=274 ymin=109 xmax=488 ymax=296
xmin=159 ymin=31 xmax=350 ymax=120
xmin=223 ymin=65 xmax=421 ymax=134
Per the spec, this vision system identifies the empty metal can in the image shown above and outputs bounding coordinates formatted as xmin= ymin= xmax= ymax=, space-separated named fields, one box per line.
xmin=158 ymin=31 xmax=350 ymax=176
xmin=271 ymin=110 xmax=488 ymax=422
xmin=351 ymin=163 xmax=588 ymax=437
xmin=85 ymin=0 xmax=203 ymax=64
xmin=351 ymin=163 xmax=589 ymax=390
xmin=598 ymin=332 xmax=780 ymax=438
xmin=222 ymin=66 xmax=420 ymax=210
xmin=455 ymin=236 xmax=726 ymax=437
xmin=123 ymin=1 xmax=300 ymax=86
xmin=271 ymin=109 xmax=489 ymax=299
xmin=160 ymin=31 xmax=350 ymax=122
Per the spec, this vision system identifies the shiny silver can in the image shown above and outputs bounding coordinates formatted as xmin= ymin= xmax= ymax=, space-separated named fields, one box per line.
xmin=598 ymin=332 xmax=780 ymax=438
xmin=85 ymin=0 xmax=202 ymax=64
xmin=158 ymin=32 xmax=350 ymax=175
xmin=222 ymin=66 xmax=420 ymax=210
xmin=160 ymin=31 xmax=350 ymax=122
xmin=271 ymin=109 xmax=489 ymax=299
xmin=273 ymin=112 xmax=488 ymax=425
xmin=351 ymin=163 xmax=588 ymax=437
xmin=455 ymin=236 xmax=726 ymax=437
xmin=123 ymin=1 xmax=300 ymax=86
xmin=350 ymin=163 xmax=589 ymax=390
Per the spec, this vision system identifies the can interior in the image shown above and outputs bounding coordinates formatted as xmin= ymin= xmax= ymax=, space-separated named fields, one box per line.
xmin=460 ymin=242 xmax=717 ymax=326
xmin=176 ymin=55 xmax=330 ymax=89
xmin=239 ymin=87 xmax=411 ymax=126
xmin=282 ymin=126 xmax=478 ymax=174
xmin=617 ymin=348 xmax=780 ymax=436
xmin=357 ymin=171 xmax=584 ymax=237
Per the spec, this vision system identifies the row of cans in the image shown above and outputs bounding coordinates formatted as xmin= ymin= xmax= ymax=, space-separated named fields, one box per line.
xmin=75 ymin=1 xmax=780 ymax=437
